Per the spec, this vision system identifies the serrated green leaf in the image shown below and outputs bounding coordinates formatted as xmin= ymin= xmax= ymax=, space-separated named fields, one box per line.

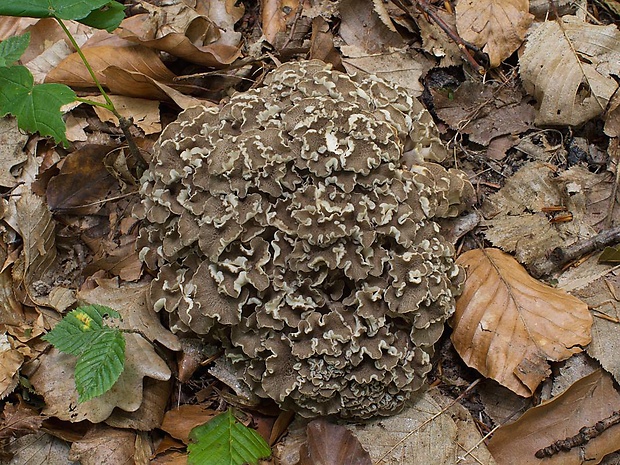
xmin=188 ymin=409 xmax=271 ymax=465
xmin=0 ymin=33 xmax=30 ymax=67
xmin=0 ymin=0 xmax=114 ymax=21
xmin=74 ymin=328 xmax=125 ymax=402
xmin=78 ymin=1 xmax=124 ymax=32
xmin=42 ymin=304 xmax=121 ymax=355
xmin=0 ymin=65 xmax=76 ymax=147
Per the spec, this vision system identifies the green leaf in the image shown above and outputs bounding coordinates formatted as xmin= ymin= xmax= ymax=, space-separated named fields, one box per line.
xmin=42 ymin=304 xmax=121 ymax=355
xmin=599 ymin=246 xmax=620 ymax=263
xmin=0 ymin=33 xmax=30 ymax=67
xmin=74 ymin=328 xmax=125 ymax=402
xmin=188 ymin=409 xmax=271 ymax=465
xmin=0 ymin=65 xmax=76 ymax=146
xmin=79 ymin=1 xmax=124 ymax=32
xmin=0 ymin=0 xmax=125 ymax=31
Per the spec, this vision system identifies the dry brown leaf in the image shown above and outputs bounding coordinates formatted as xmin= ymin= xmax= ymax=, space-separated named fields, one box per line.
xmin=262 ymin=0 xmax=300 ymax=45
xmin=0 ymin=118 xmax=29 ymax=188
xmin=520 ymin=16 xmax=620 ymax=126
xmin=46 ymin=145 xmax=119 ymax=215
xmin=277 ymin=390 xmax=496 ymax=465
xmin=309 ymin=17 xmax=342 ymax=69
xmin=77 ymin=278 xmax=180 ymax=352
xmin=480 ymin=161 xmax=606 ymax=268
xmin=30 ymin=333 xmax=171 ymax=424
xmin=45 ymin=45 xmax=176 ymax=90
xmin=456 ymin=0 xmax=533 ymax=68
xmin=12 ymin=192 xmax=61 ymax=307
xmin=68 ymin=425 xmax=137 ymax=465
xmin=341 ymin=50 xmax=433 ymax=97
xmin=117 ymin=9 xmax=241 ymax=67
xmin=571 ymin=272 xmax=620 ymax=385
xmin=160 ymin=404 xmax=219 ymax=444
xmin=2 ymin=431 xmax=72 ymax=464
xmin=415 ymin=10 xmax=462 ymax=68
xmin=296 ymin=419 xmax=372 ymax=465
xmin=90 ymin=95 xmax=161 ymax=135
xmin=488 ymin=369 xmax=620 ymax=464
xmin=0 ymin=334 xmax=23 ymax=399
xmin=339 ymin=0 xmax=403 ymax=54
xmin=0 ymin=399 xmax=44 ymax=441
xmin=432 ymin=81 xmax=535 ymax=146
xmin=451 ymin=248 xmax=592 ymax=397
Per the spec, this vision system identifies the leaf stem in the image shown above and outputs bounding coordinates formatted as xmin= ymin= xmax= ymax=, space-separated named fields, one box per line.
xmin=55 ymin=18 xmax=118 ymax=117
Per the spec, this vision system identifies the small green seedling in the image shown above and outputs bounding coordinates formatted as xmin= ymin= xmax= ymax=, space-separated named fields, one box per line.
xmin=43 ymin=304 xmax=126 ymax=403
xmin=0 ymin=0 xmax=141 ymax=157
xmin=188 ymin=409 xmax=271 ymax=465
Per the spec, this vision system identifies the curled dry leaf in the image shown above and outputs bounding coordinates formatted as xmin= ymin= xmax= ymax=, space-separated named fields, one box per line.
xmin=519 ymin=16 xmax=620 ymax=126
xmin=296 ymin=419 xmax=371 ymax=465
xmin=456 ymin=0 xmax=533 ymax=68
xmin=488 ymin=369 xmax=620 ymax=465
xmin=451 ymin=248 xmax=592 ymax=397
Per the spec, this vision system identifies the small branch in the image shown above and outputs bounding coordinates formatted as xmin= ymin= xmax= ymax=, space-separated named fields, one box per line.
xmin=535 ymin=410 xmax=620 ymax=458
xmin=530 ymin=226 xmax=620 ymax=277
xmin=392 ymin=0 xmax=486 ymax=74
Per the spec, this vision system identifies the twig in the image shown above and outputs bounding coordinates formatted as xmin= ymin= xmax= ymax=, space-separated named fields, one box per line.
xmin=529 ymin=226 xmax=620 ymax=277
xmin=535 ymin=410 xmax=620 ymax=458
xmin=391 ymin=0 xmax=486 ymax=74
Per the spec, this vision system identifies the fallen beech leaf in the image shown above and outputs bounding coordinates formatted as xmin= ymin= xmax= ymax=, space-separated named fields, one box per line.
xmin=488 ymin=369 xmax=620 ymax=465
xmin=520 ymin=16 xmax=620 ymax=126
xmin=451 ymin=248 xmax=592 ymax=396
xmin=46 ymin=145 xmax=119 ymax=215
xmin=262 ymin=0 xmax=299 ymax=45
xmin=160 ymin=404 xmax=219 ymax=444
xmin=69 ymin=425 xmax=136 ymax=464
xmin=296 ymin=419 xmax=371 ymax=465
xmin=30 ymin=334 xmax=170 ymax=424
xmin=0 ymin=333 xmax=24 ymax=399
xmin=46 ymin=45 xmax=176 ymax=89
xmin=0 ymin=117 xmax=29 ymax=188
xmin=339 ymin=0 xmax=403 ymax=54
xmin=456 ymin=0 xmax=533 ymax=68
xmin=0 ymin=400 xmax=43 ymax=440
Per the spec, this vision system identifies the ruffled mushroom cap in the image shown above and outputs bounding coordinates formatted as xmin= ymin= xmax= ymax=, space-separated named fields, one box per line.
xmin=135 ymin=60 xmax=474 ymax=419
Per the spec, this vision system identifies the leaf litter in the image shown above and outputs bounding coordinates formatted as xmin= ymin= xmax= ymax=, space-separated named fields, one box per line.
xmin=1 ymin=0 xmax=620 ymax=464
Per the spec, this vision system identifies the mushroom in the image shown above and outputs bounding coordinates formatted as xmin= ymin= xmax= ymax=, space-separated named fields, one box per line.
xmin=135 ymin=60 xmax=474 ymax=418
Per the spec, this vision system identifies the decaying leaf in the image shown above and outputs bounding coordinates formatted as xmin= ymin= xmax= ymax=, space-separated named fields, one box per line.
xmin=46 ymin=44 xmax=177 ymax=90
xmin=433 ymin=81 xmax=535 ymax=145
xmin=296 ymin=419 xmax=371 ymax=465
xmin=488 ymin=369 xmax=620 ymax=464
xmin=415 ymin=9 xmax=463 ymax=68
xmin=481 ymin=161 xmax=609 ymax=268
xmin=77 ymin=279 xmax=181 ymax=352
xmin=89 ymin=95 xmax=161 ymax=135
xmin=0 ymin=399 xmax=44 ymax=441
xmin=0 ymin=333 xmax=24 ymax=399
xmin=46 ymin=145 xmax=119 ymax=215
xmin=30 ymin=333 xmax=170 ymax=424
xmin=520 ymin=16 xmax=620 ymax=126
xmin=116 ymin=3 xmax=242 ymax=67
xmin=68 ymin=425 xmax=138 ymax=465
xmin=13 ymin=191 xmax=64 ymax=307
xmin=0 ymin=117 xmax=29 ymax=188
xmin=160 ymin=404 xmax=219 ymax=444
xmin=338 ymin=0 xmax=403 ymax=54
xmin=277 ymin=391 xmax=496 ymax=465
xmin=456 ymin=0 xmax=533 ymax=68
xmin=261 ymin=0 xmax=300 ymax=45
xmin=451 ymin=248 xmax=592 ymax=396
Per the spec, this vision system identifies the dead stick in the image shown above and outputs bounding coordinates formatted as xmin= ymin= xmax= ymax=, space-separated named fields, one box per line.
xmin=530 ymin=226 xmax=620 ymax=277
xmin=415 ymin=0 xmax=485 ymax=74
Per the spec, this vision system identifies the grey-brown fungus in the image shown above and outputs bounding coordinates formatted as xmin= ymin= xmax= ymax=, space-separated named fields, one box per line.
xmin=135 ymin=60 xmax=474 ymax=419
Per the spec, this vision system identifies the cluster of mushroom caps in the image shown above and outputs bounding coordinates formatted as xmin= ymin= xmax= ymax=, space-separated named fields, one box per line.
xmin=134 ymin=60 xmax=474 ymax=419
